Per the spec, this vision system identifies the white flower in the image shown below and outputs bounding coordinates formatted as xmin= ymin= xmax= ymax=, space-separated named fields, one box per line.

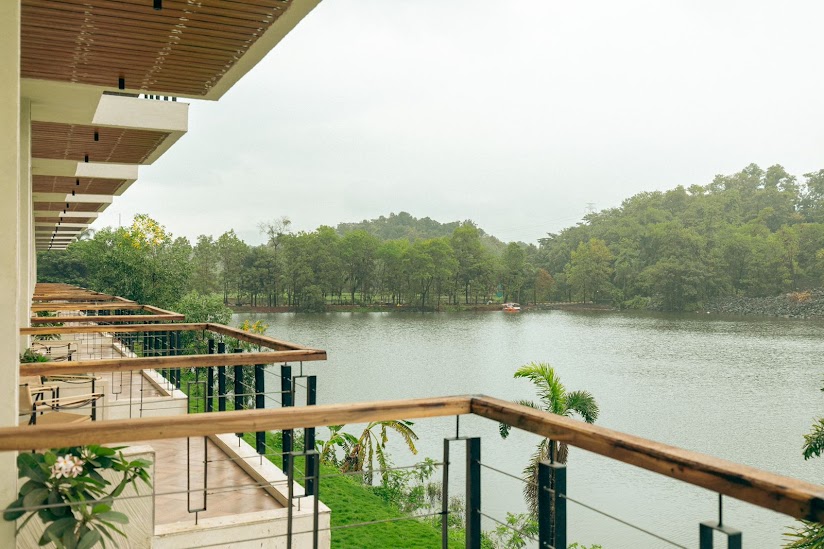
xmin=50 ymin=455 xmax=84 ymax=479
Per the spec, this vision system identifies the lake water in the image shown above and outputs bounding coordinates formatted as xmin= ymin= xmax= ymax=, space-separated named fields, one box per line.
xmin=237 ymin=310 xmax=824 ymax=548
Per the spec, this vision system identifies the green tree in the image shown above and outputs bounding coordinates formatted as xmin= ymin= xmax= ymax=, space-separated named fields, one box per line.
xmin=340 ymin=230 xmax=380 ymax=305
xmin=565 ymin=239 xmax=613 ymax=302
xmin=342 ymin=420 xmax=419 ymax=486
xmin=215 ymin=230 xmax=248 ymax=305
xmin=499 ymin=362 xmax=599 ymax=515
xmin=501 ymin=243 xmax=529 ymax=303
xmin=451 ymin=222 xmax=485 ymax=304
xmin=190 ymin=235 xmax=218 ymax=295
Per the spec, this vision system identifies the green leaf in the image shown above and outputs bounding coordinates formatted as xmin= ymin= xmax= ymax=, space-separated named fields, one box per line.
xmin=91 ymin=503 xmax=111 ymax=514
xmin=38 ymin=516 xmax=77 ymax=546
xmin=3 ymin=497 xmax=25 ymax=521
xmin=95 ymin=511 xmax=128 ymax=524
xmin=77 ymin=529 xmax=102 ymax=549
xmin=23 ymin=487 xmax=49 ymax=509
xmin=19 ymin=479 xmax=43 ymax=496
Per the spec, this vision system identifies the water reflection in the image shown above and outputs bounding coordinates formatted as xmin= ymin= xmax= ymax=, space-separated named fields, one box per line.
xmin=239 ymin=310 xmax=824 ymax=548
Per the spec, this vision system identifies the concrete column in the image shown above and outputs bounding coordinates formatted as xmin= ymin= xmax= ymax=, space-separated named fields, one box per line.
xmin=0 ymin=2 xmax=20 ymax=546
xmin=19 ymin=99 xmax=31 ymax=350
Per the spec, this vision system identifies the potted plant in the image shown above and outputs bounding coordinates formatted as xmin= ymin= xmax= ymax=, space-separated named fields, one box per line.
xmin=4 ymin=445 xmax=151 ymax=548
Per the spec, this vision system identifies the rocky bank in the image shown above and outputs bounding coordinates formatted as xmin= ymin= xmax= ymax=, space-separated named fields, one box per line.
xmin=703 ymin=288 xmax=824 ymax=319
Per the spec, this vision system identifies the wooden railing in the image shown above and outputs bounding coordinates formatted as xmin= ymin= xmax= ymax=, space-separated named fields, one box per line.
xmin=0 ymin=395 xmax=820 ymax=523
xmin=20 ymin=322 xmax=317 ymax=352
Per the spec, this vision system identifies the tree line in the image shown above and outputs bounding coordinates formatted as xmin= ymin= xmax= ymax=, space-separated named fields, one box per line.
xmin=38 ymin=164 xmax=824 ymax=312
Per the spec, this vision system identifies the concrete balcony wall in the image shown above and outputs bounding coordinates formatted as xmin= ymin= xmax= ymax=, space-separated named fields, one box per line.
xmin=0 ymin=3 xmax=21 ymax=546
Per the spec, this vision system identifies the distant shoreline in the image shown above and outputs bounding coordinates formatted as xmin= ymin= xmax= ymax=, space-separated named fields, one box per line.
xmin=229 ymin=302 xmax=614 ymax=314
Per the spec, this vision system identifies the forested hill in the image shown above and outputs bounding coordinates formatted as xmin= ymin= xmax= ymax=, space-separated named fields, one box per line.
xmin=337 ymin=211 xmax=501 ymax=245
xmin=337 ymin=212 xmax=460 ymax=240
xmin=538 ymin=163 xmax=824 ymax=311
xmin=37 ymin=164 xmax=824 ymax=314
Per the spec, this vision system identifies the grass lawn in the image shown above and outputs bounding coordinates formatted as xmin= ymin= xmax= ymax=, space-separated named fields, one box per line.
xmin=242 ymin=432 xmax=465 ymax=548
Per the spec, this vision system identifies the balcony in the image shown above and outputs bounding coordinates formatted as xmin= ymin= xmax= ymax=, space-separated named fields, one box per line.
xmin=12 ymin=284 xmax=824 ymax=548
xmin=18 ymin=285 xmax=329 ymax=547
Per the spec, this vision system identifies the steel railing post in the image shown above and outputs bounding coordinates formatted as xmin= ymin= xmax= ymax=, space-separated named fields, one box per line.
xmin=217 ymin=342 xmax=226 ymax=412
xmin=281 ymin=364 xmax=293 ymax=471
xmin=207 ymin=339 xmax=215 ymax=412
xmin=466 ymin=437 xmax=481 ymax=549
xmin=255 ymin=363 xmax=265 ymax=454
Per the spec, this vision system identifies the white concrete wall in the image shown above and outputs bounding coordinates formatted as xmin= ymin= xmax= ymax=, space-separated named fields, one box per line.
xmin=0 ymin=3 xmax=20 ymax=547
xmin=18 ymin=98 xmax=31 ymax=351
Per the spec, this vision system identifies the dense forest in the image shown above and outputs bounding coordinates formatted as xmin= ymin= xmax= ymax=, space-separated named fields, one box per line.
xmin=38 ymin=164 xmax=824 ymax=312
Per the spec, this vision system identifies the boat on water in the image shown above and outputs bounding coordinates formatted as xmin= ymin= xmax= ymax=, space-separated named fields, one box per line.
xmin=502 ymin=302 xmax=521 ymax=313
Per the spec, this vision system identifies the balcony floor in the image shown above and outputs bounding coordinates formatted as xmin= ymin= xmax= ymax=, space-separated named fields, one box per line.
xmin=149 ymin=437 xmax=284 ymax=527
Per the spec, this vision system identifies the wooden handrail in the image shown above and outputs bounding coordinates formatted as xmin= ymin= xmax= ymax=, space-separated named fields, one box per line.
xmin=20 ymin=322 xmax=307 ymax=351
xmin=205 ymin=323 xmax=310 ymax=351
xmin=31 ymin=302 xmax=146 ymax=312
xmin=30 ymin=314 xmax=184 ymax=324
xmin=0 ymin=395 xmax=819 ymax=522
xmin=470 ymin=396 xmax=824 ymax=523
xmin=19 ymin=349 xmax=327 ymax=376
xmin=21 ymin=323 xmax=208 ymax=335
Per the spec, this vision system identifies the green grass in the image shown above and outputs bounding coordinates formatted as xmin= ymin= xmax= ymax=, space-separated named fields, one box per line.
xmin=172 ymin=371 xmax=467 ymax=548
xmin=241 ymin=432 xmax=465 ymax=548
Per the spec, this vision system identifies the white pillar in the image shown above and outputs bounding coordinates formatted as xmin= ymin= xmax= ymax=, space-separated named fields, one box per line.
xmin=19 ymin=99 xmax=31 ymax=350
xmin=0 ymin=2 xmax=20 ymax=546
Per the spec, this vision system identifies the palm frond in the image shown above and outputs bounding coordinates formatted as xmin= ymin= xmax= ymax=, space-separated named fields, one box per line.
xmin=514 ymin=362 xmax=565 ymax=414
xmin=803 ymin=419 xmax=824 ymax=460
xmin=380 ymin=420 xmax=419 ymax=455
xmin=785 ymin=520 xmax=824 ymax=548
xmin=564 ymin=390 xmax=600 ymax=424
xmin=522 ymin=439 xmax=549 ymax=516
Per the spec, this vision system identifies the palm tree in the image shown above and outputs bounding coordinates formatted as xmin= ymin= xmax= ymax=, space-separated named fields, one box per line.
xmin=500 ymin=362 xmax=599 ymax=515
xmin=341 ymin=420 xmax=419 ymax=485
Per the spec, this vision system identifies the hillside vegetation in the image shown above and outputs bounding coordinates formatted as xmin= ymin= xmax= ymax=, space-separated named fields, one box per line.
xmin=38 ymin=164 xmax=824 ymax=312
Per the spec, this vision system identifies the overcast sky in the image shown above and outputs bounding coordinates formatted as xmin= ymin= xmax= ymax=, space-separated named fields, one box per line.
xmin=95 ymin=0 xmax=824 ymax=245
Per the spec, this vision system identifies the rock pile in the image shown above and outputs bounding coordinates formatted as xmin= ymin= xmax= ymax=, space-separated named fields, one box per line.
xmin=703 ymin=288 xmax=824 ymax=319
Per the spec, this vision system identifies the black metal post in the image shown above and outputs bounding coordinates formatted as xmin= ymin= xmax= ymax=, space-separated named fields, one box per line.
xmin=281 ymin=364 xmax=293 ymax=471
xmin=466 ymin=437 xmax=481 ymax=549
xmin=255 ymin=363 xmax=265 ymax=454
xmin=538 ymin=461 xmax=551 ymax=548
xmin=207 ymin=339 xmax=215 ymax=412
xmin=233 ymin=348 xmax=243 ymax=412
xmin=699 ymin=522 xmax=742 ymax=548
xmin=551 ymin=463 xmax=567 ymax=549
xmin=442 ymin=439 xmax=450 ymax=549
xmin=305 ymin=375 xmax=317 ymax=496
xmin=217 ymin=342 xmax=226 ymax=412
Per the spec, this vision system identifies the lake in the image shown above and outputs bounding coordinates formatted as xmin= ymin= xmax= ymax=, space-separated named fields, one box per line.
xmin=237 ymin=309 xmax=824 ymax=548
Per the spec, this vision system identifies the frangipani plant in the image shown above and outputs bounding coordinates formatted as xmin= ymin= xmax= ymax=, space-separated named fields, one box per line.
xmin=4 ymin=445 xmax=151 ymax=549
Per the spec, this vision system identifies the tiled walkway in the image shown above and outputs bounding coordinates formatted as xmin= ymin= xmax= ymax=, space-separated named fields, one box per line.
xmin=52 ymin=314 xmax=284 ymax=527
xmin=148 ymin=437 xmax=283 ymax=526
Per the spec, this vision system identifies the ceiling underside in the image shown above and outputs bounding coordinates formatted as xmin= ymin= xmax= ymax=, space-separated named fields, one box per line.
xmin=32 ymin=175 xmax=128 ymax=196
xmin=21 ymin=0 xmax=293 ymax=97
xmin=31 ymin=121 xmax=170 ymax=164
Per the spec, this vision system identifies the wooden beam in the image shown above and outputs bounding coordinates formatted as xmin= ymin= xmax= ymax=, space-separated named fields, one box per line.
xmin=20 ymin=349 xmax=328 ymax=376
xmin=21 ymin=323 xmax=207 ymax=335
xmin=20 ymin=323 xmax=307 ymax=350
xmin=30 ymin=314 xmax=184 ymax=324
xmin=31 ymin=302 xmax=145 ymax=311
xmin=141 ymin=304 xmax=183 ymax=316
xmin=470 ymin=395 xmax=824 ymax=523
xmin=205 ymin=322 xmax=309 ymax=352
xmin=0 ymin=396 xmax=472 ymax=450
